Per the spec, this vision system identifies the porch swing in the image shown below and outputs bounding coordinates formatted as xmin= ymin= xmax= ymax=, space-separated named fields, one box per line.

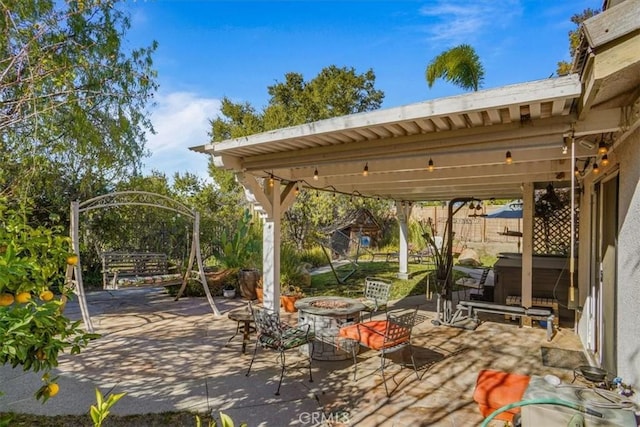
xmin=65 ymin=191 xmax=221 ymax=333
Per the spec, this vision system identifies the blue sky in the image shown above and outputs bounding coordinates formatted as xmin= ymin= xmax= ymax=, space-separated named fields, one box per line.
xmin=122 ymin=0 xmax=602 ymax=180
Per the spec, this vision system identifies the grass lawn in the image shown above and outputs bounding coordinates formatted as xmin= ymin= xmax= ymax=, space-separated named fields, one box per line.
xmin=308 ymin=260 xmax=467 ymax=300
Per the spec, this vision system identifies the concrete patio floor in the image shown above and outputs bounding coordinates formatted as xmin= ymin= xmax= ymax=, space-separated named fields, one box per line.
xmin=0 ymin=286 xmax=590 ymax=426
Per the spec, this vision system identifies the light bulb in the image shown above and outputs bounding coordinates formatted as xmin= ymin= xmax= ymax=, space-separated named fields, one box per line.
xmin=601 ymin=154 xmax=609 ymax=167
xmin=428 ymin=158 xmax=434 ymax=172
xmin=363 ymin=162 xmax=369 ymax=177
xmin=505 ymin=151 xmax=513 ymax=165
xmin=313 ymin=168 xmax=319 ymax=180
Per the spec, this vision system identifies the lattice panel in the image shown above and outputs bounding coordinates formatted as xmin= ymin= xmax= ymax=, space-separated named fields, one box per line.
xmin=533 ymin=204 xmax=577 ymax=255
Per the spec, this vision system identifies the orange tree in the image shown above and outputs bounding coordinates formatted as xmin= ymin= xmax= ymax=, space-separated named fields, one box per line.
xmin=0 ymin=200 xmax=97 ymax=402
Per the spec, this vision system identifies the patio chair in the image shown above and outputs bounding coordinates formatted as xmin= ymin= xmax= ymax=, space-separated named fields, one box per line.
xmin=338 ymin=308 xmax=419 ymax=396
xmin=358 ymin=277 xmax=392 ymax=320
xmin=246 ymin=303 xmax=315 ymax=395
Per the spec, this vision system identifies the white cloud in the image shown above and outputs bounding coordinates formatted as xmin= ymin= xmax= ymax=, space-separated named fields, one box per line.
xmin=419 ymin=0 xmax=522 ymax=45
xmin=142 ymin=91 xmax=221 ymax=181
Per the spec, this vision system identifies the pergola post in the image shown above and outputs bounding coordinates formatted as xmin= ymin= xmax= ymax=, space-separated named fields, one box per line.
xmin=262 ymin=180 xmax=282 ymax=311
xmin=396 ymin=201 xmax=412 ymax=280
xmin=521 ymin=182 xmax=534 ymax=326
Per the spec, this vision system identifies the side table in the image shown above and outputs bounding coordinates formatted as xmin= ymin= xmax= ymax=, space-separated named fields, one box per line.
xmin=226 ymin=309 xmax=255 ymax=354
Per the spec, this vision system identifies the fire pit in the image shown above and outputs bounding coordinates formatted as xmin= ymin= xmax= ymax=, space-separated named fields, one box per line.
xmin=295 ymin=296 xmax=365 ymax=361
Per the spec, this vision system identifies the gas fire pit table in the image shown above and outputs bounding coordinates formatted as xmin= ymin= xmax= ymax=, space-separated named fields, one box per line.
xmin=295 ymin=296 xmax=365 ymax=361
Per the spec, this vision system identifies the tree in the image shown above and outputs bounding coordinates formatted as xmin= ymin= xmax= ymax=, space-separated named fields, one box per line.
xmin=208 ymin=66 xmax=387 ymax=249
xmin=0 ymin=0 xmax=158 ymax=219
xmin=556 ymin=8 xmax=600 ymax=76
xmin=425 ymin=44 xmax=485 ymax=92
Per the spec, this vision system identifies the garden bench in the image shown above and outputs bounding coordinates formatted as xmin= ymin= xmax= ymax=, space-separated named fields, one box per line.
xmin=452 ymin=300 xmax=556 ymax=341
xmin=101 ymin=252 xmax=182 ymax=290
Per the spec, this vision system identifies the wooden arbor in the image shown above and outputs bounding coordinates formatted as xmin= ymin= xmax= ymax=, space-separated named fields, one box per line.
xmin=66 ymin=191 xmax=220 ymax=333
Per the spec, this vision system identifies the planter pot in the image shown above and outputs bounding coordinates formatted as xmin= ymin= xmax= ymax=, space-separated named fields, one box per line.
xmin=239 ymin=268 xmax=260 ymax=300
xmin=280 ymin=295 xmax=301 ymax=313
xmin=223 ymin=289 xmax=236 ymax=298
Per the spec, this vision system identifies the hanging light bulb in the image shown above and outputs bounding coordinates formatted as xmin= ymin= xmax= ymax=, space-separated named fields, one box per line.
xmin=476 ymin=203 xmax=483 ymax=211
xmin=505 ymin=151 xmax=513 ymax=164
xmin=562 ymin=138 xmax=568 ymax=155
xmin=268 ymin=174 xmax=274 ymax=187
xmin=598 ymin=139 xmax=608 ymax=155
xmin=313 ymin=168 xmax=319 ymax=181
xmin=601 ymin=154 xmax=609 ymax=167
xmin=428 ymin=157 xmax=434 ymax=172
xmin=468 ymin=201 xmax=475 ymax=210
xmin=574 ymin=165 xmax=580 ymax=177
xmin=592 ymin=161 xmax=600 ymax=174
xmin=363 ymin=162 xmax=369 ymax=177
xmin=295 ymin=185 xmax=300 ymax=195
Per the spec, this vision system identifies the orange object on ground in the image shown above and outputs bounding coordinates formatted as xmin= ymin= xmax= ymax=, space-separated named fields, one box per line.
xmin=473 ymin=369 xmax=531 ymax=422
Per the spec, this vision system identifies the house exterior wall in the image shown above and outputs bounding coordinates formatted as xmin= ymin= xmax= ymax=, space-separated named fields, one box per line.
xmin=576 ymin=125 xmax=640 ymax=391
xmin=614 ymin=125 xmax=640 ymax=387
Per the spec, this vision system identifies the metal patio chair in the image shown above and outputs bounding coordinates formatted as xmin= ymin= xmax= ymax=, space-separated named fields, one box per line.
xmin=338 ymin=308 xmax=419 ymax=396
xmin=358 ymin=277 xmax=392 ymax=320
xmin=246 ymin=303 xmax=315 ymax=395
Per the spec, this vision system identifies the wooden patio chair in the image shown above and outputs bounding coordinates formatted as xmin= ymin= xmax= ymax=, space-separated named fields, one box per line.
xmin=246 ymin=303 xmax=314 ymax=395
xmin=338 ymin=308 xmax=419 ymax=396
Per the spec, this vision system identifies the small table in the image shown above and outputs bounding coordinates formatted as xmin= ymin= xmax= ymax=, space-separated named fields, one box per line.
xmin=226 ymin=309 xmax=255 ymax=354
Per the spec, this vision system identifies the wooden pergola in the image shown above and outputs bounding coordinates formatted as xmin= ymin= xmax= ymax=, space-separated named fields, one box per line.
xmin=191 ymin=74 xmax=622 ymax=318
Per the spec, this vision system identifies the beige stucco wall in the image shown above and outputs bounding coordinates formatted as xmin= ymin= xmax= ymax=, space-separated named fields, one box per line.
xmin=615 ymin=125 xmax=640 ymax=386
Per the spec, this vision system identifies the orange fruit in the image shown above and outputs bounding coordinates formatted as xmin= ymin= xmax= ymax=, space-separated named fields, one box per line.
xmin=66 ymin=255 xmax=79 ymax=265
xmin=39 ymin=290 xmax=54 ymax=301
xmin=0 ymin=293 xmax=14 ymax=306
xmin=15 ymin=292 xmax=31 ymax=304
xmin=46 ymin=383 xmax=59 ymax=397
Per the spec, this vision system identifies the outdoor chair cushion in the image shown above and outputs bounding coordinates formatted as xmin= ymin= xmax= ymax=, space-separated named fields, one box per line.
xmin=473 ymin=369 xmax=530 ymax=422
xmin=338 ymin=320 xmax=408 ymax=351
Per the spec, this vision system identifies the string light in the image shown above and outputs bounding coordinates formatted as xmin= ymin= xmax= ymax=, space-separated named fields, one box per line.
xmin=428 ymin=158 xmax=434 ymax=172
xmin=363 ymin=162 xmax=369 ymax=177
xmin=562 ymin=137 xmax=568 ymax=155
xmin=598 ymin=139 xmax=608 ymax=155
xmin=313 ymin=168 xmax=319 ymax=181
xmin=505 ymin=151 xmax=513 ymax=164
xmin=592 ymin=162 xmax=600 ymax=174
xmin=295 ymin=185 xmax=300 ymax=195
xmin=601 ymin=154 xmax=609 ymax=167
xmin=268 ymin=174 xmax=274 ymax=187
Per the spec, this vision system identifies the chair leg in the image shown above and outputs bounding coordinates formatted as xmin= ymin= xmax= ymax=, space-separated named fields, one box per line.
xmin=380 ymin=350 xmax=390 ymax=397
xmin=307 ymin=342 xmax=314 ymax=384
xmin=408 ymin=345 xmax=420 ymax=380
xmin=351 ymin=343 xmax=358 ymax=381
xmin=275 ymin=351 xmax=286 ymax=396
xmin=246 ymin=342 xmax=259 ymax=377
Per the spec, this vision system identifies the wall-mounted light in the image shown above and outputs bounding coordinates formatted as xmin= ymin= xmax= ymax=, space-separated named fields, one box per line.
xmin=363 ymin=162 xmax=369 ymax=177
xmin=313 ymin=168 xmax=319 ymax=181
xmin=505 ymin=151 xmax=513 ymax=165
xmin=601 ymin=154 xmax=609 ymax=167
xmin=428 ymin=157 xmax=434 ymax=172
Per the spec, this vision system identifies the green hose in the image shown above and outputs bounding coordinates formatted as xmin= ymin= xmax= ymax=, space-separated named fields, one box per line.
xmin=480 ymin=397 xmax=603 ymax=427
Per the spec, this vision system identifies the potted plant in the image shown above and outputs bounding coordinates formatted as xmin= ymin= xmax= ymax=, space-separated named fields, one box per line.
xmin=280 ymin=284 xmax=304 ymax=313
xmin=223 ymin=283 xmax=236 ymax=298
xmin=255 ymin=277 xmax=263 ymax=302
